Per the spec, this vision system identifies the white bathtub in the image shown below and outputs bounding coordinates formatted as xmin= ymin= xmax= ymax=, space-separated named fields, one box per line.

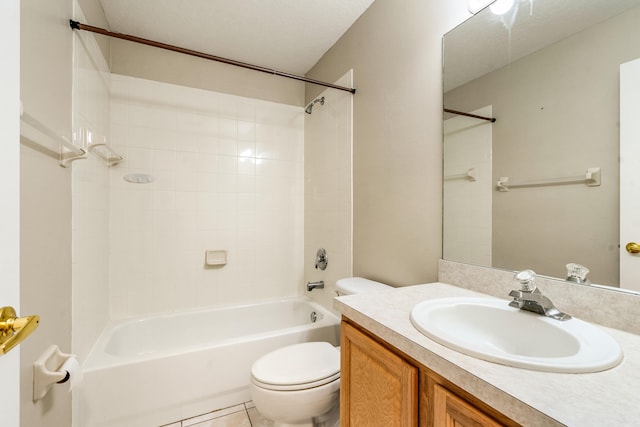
xmin=79 ymin=297 xmax=340 ymax=427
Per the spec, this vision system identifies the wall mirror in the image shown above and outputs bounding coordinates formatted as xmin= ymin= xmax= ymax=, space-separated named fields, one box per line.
xmin=442 ymin=0 xmax=640 ymax=292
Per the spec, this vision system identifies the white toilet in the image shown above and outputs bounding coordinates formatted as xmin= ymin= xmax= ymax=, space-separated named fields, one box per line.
xmin=249 ymin=277 xmax=392 ymax=427
xmin=334 ymin=276 xmax=393 ymax=296
xmin=250 ymin=341 xmax=340 ymax=427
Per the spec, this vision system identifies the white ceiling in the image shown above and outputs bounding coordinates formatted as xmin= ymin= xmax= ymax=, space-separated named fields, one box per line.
xmin=98 ymin=0 xmax=375 ymax=75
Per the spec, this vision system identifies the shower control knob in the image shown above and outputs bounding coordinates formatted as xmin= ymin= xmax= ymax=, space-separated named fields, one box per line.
xmin=314 ymin=248 xmax=328 ymax=270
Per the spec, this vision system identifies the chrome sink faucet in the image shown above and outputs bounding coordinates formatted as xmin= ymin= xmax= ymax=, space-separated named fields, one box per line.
xmin=508 ymin=270 xmax=572 ymax=321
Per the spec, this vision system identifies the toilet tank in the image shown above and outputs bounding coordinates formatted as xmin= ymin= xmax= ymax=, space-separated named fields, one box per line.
xmin=335 ymin=277 xmax=392 ymax=295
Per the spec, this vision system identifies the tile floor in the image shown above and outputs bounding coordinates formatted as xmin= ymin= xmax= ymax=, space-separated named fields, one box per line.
xmin=161 ymin=402 xmax=274 ymax=427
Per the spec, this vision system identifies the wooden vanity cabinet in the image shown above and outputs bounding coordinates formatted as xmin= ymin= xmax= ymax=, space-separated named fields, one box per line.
xmin=340 ymin=319 xmax=419 ymax=426
xmin=431 ymin=383 xmax=505 ymax=427
xmin=341 ymin=319 xmax=518 ymax=427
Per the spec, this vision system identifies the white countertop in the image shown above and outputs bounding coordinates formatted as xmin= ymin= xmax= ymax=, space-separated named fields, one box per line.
xmin=334 ymin=282 xmax=640 ymax=427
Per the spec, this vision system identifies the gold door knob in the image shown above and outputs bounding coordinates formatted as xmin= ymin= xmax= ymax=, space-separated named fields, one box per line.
xmin=0 ymin=306 xmax=40 ymax=355
xmin=626 ymin=242 xmax=640 ymax=254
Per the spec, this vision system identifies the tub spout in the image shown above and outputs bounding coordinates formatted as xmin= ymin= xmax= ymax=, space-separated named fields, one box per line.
xmin=307 ymin=281 xmax=324 ymax=291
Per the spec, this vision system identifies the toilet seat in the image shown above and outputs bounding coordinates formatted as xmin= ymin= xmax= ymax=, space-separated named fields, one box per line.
xmin=251 ymin=342 xmax=340 ymax=391
xmin=252 ymin=371 xmax=340 ymax=391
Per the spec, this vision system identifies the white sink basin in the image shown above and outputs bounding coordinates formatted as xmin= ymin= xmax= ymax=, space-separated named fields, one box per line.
xmin=410 ymin=297 xmax=623 ymax=373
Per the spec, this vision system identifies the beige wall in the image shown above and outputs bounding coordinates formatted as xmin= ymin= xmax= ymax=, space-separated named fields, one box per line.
xmin=77 ymin=0 xmax=110 ymax=61
xmin=444 ymin=8 xmax=640 ymax=286
xmin=306 ymin=0 xmax=470 ymax=286
xmin=110 ymin=39 xmax=304 ymax=107
xmin=19 ymin=147 xmax=73 ymax=427
xmin=20 ymin=0 xmax=73 ymax=425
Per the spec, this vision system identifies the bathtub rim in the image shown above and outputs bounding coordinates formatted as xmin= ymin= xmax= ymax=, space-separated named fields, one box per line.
xmin=82 ymin=295 xmax=340 ymax=371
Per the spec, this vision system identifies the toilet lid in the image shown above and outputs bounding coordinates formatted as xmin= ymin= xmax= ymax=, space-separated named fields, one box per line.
xmin=251 ymin=342 xmax=340 ymax=389
xmin=336 ymin=277 xmax=391 ymax=295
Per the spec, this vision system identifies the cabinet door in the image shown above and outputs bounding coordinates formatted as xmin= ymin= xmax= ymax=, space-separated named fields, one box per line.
xmin=341 ymin=321 xmax=419 ymax=427
xmin=433 ymin=384 xmax=505 ymax=427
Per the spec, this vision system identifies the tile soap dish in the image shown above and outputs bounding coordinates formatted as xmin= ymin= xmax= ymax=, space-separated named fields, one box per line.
xmin=205 ymin=250 xmax=227 ymax=266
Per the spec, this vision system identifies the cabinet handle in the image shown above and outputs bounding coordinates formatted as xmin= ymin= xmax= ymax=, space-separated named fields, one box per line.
xmin=0 ymin=306 xmax=40 ymax=355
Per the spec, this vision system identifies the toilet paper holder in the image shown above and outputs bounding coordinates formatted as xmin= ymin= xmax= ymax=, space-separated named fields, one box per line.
xmin=33 ymin=345 xmax=76 ymax=401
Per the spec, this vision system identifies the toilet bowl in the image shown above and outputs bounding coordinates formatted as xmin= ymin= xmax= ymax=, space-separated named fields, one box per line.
xmin=250 ymin=342 xmax=340 ymax=427
xmin=250 ymin=277 xmax=392 ymax=426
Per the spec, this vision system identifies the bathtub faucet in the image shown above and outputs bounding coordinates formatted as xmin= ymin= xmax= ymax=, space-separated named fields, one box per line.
xmin=307 ymin=281 xmax=324 ymax=292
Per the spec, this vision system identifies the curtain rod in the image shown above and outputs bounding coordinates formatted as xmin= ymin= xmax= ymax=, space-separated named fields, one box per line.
xmin=69 ymin=20 xmax=356 ymax=95
xmin=444 ymin=108 xmax=496 ymax=123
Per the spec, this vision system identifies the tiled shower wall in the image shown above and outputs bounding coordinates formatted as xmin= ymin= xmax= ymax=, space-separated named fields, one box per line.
xmin=108 ymin=75 xmax=305 ymax=318
xmin=304 ymin=71 xmax=353 ymax=310
xmin=443 ymin=106 xmax=492 ymax=267
xmin=72 ymin=14 xmax=315 ymax=348
xmin=71 ymin=5 xmax=111 ymax=362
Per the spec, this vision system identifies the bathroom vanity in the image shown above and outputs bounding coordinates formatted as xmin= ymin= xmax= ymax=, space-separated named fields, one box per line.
xmin=335 ymin=282 xmax=640 ymax=426
xmin=341 ymin=319 xmax=515 ymax=426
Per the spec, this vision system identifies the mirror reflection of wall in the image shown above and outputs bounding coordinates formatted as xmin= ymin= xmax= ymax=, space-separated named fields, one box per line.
xmin=443 ymin=1 xmax=640 ymax=289
xmin=443 ymin=106 xmax=493 ymax=267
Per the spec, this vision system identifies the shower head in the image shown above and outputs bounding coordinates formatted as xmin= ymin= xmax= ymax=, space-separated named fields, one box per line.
xmin=305 ymin=96 xmax=325 ymax=114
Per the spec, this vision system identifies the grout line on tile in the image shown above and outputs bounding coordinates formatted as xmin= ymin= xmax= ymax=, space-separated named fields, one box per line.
xmin=182 ymin=403 xmax=247 ymax=426
xmin=245 ymin=405 xmax=254 ymax=427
